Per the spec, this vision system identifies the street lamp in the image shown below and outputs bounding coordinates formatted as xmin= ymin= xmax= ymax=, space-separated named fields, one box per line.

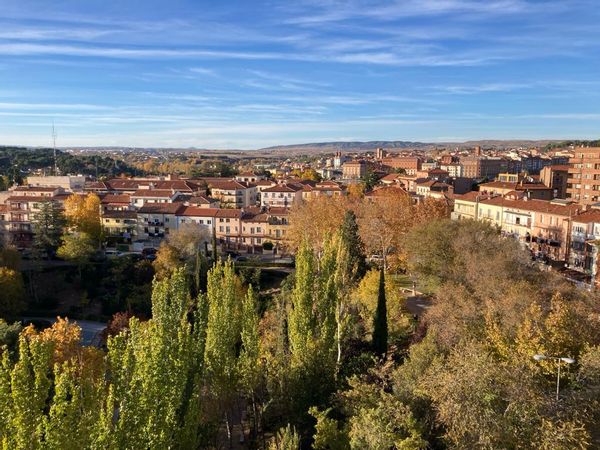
xmin=533 ymin=354 xmax=576 ymax=401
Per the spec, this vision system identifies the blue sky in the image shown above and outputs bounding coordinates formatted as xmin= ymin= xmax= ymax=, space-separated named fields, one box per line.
xmin=0 ymin=0 xmax=599 ymax=149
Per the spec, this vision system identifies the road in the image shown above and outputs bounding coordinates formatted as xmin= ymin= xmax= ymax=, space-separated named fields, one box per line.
xmin=403 ymin=294 xmax=432 ymax=317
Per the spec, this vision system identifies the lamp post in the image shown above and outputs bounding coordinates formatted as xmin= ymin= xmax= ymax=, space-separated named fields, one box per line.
xmin=533 ymin=354 xmax=576 ymax=401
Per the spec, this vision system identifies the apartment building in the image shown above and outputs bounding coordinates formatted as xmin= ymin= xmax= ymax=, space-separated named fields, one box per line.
xmin=136 ymin=203 xmax=184 ymax=242
xmin=131 ymin=189 xmax=181 ymax=207
xmin=176 ymin=206 xmax=218 ymax=233
xmin=415 ymin=180 xmax=451 ymax=199
xmin=452 ymin=192 xmax=583 ymax=263
xmin=461 ymin=156 xmax=507 ymax=179
xmin=380 ymin=157 xmax=422 ymax=175
xmin=87 ymin=178 xmax=205 ymax=195
xmin=540 ymin=165 xmax=569 ymax=199
xmin=100 ymin=193 xmax=132 ymax=212
xmin=5 ymin=186 xmax=66 ymax=249
xmin=342 ymin=161 xmax=367 ymax=179
xmin=261 ymin=183 xmax=303 ymax=207
xmin=301 ymin=181 xmax=345 ymax=200
xmin=235 ymin=172 xmax=266 ymax=183
xmin=26 ymin=175 xmax=86 ymax=192
xmin=567 ymin=147 xmax=600 ymax=205
xmin=102 ymin=210 xmax=138 ymax=240
xmin=265 ymin=207 xmax=289 ymax=251
xmin=439 ymin=163 xmax=462 ymax=178
xmin=208 ymin=180 xmax=257 ymax=208
xmin=215 ymin=209 xmax=243 ymax=247
xmin=478 ymin=181 xmax=554 ymax=200
xmin=569 ymin=209 xmax=600 ymax=278
xmin=241 ymin=208 xmax=269 ymax=251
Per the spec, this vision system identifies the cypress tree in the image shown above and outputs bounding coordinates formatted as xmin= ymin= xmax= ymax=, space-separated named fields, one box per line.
xmin=372 ymin=267 xmax=388 ymax=356
xmin=339 ymin=210 xmax=366 ymax=282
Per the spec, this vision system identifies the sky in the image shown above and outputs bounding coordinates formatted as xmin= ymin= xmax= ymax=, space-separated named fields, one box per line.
xmin=0 ymin=0 xmax=599 ymax=149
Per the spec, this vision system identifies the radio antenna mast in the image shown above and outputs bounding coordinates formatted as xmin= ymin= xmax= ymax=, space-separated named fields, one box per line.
xmin=52 ymin=121 xmax=59 ymax=175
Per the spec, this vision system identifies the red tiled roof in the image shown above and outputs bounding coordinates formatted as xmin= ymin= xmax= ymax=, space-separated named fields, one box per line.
xmin=132 ymin=189 xmax=177 ymax=197
xmin=267 ymin=207 xmax=290 ymax=215
xmin=102 ymin=210 xmax=137 ymax=219
xmin=137 ymin=203 xmax=185 ymax=214
xmin=549 ymin=165 xmax=570 ymax=171
xmin=7 ymin=195 xmax=57 ymax=202
xmin=365 ymin=186 xmax=409 ymax=197
xmin=572 ymin=209 xmax=600 ymax=224
xmin=14 ymin=186 xmax=57 ymax=192
xmin=478 ymin=197 xmax=582 ymax=216
xmin=100 ymin=194 xmax=131 ymax=204
xmin=177 ymin=207 xmax=220 ymax=217
xmin=480 ymin=181 xmax=552 ymax=191
xmin=209 ymin=180 xmax=251 ymax=190
xmin=263 ymin=183 xmax=303 ymax=193
xmin=215 ymin=209 xmax=243 ymax=218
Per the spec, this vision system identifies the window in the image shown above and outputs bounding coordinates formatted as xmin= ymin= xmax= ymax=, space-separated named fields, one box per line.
xmin=219 ymin=226 xmax=224 ymax=232
xmin=165 ymin=217 xmax=169 ymax=223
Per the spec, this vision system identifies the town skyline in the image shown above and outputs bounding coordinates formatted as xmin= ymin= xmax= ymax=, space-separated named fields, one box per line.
xmin=1 ymin=0 xmax=599 ymax=148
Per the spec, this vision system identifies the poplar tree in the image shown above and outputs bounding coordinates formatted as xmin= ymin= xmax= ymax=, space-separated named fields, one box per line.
xmin=5 ymin=334 xmax=53 ymax=449
xmin=238 ymin=285 xmax=262 ymax=438
xmin=288 ymin=241 xmax=316 ymax=367
xmin=204 ymin=260 xmax=242 ymax=441
xmin=372 ymin=268 xmax=388 ymax=356
xmin=99 ymin=268 xmax=198 ymax=449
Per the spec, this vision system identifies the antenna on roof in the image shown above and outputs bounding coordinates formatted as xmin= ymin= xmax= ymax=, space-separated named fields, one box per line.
xmin=52 ymin=121 xmax=59 ymax=176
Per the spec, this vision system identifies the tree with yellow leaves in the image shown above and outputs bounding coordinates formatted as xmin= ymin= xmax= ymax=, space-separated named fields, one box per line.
xmin=63 ymin=193 xmax=102 ymax=245
xmin=286 ymin=195 xmax=349 ymax=253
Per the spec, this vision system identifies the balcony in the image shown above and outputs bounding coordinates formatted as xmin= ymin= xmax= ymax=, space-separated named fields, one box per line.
xmin=8 ymin=216 xmax=29 ymax=223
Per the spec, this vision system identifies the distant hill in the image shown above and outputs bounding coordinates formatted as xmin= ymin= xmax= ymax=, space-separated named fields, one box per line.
xmin=14 ymin=138 xmax=595 ymax=156
xmin=256 ymin=139 xmax=565 ymax=155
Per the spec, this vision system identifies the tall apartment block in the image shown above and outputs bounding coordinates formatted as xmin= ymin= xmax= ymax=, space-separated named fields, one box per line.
xmin=567 ymin=147 xmax=600 ymax=205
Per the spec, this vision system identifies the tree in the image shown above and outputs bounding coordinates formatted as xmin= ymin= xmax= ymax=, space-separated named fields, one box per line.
xmin=348 ymin=392 xmax=426 ymax=449
xmin=371 ymin=268 xmax=388 ymax=356
xmin=287 ymin=196 xmax=348 ymax=253
xmin=204 ymin=260 xmax=242 ymax=442
xmin=361 ymin=170 xmax=380 ymax=191
xmin=269 ymin=424 xmax=301 ymax=450
xmin=57 ymin=232 xmax=95 ymax=278
xmin=350 ymin=269 xmax=408 ymax=340
xmin=357 ymin=189 xmax=412 ymax=270
xmin=0 ymin=319 xmax=22 ymax=356
xmin=291 ymin=168 xmax=322 ymax=182
xmin=238 ymin=285 xmax=262 ymax=438
xmin=152 ymin=223 xmax=210 ymax=282
xmin=0 ymin=246 xmax=21 ymax=271
xmin=339 ymin=210 xmax=366 ymax=283
xmin=0 ymin=267 xmax=25 ymax=320
xmin=31 ymin=199 xmax=65 ymax=257
xmin=310 ymin=407 xmax=350 ymax=450
xmin=98 ymin=268 xmax=207 ymax=449
xmin=63 ymin=193 xmax=102 ymax=244
xmin=212 ymin=225 xmax=218 ymax=261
